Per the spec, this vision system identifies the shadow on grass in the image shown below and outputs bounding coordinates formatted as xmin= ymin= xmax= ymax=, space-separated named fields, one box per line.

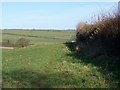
xmin=64 ymin=42 xmax=120 ymax=88
xmin=3 ymin=69 xmax=47 ymax=88
xmin=3 ymin=69 xmax=84 ymax=88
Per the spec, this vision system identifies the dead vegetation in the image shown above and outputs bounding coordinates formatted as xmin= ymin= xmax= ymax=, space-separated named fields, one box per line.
xmin=76 ymin=9 xmax=120 ymax=56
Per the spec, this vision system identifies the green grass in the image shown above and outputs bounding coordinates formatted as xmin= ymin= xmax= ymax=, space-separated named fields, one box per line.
xmin=2 ymin=43 xmax=109 ymax=88
xmin=1 ymin=30 xmax=76 ymax=45
xmin=2 ymin=30 xmax=120 ymax=88
xmin=2 ymin=30 xmax=75 ymax=43
xmin=2 ymin=30 xmax=75 ymax=37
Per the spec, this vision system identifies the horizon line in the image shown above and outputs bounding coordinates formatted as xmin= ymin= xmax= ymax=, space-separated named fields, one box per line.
xmin=0 ymin=28 xmax=76 ymax=30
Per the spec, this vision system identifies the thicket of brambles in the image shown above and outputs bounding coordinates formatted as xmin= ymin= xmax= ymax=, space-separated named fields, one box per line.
xmin=76 ymin=9 xmax=120 ymax=56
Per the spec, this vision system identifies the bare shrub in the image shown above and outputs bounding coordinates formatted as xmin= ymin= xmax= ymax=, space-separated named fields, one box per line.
xmin=15 ymin=38 xmax=30 ymax=48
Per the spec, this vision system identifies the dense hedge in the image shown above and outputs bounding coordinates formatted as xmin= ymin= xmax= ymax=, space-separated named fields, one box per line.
xmin=2 ymin=39 xmax=14 ymax=47
xmin=76 ymin=11 xmax=120 ymax=56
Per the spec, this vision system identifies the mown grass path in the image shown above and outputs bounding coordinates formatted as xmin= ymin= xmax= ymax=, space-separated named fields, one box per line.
xmin=2 ymin=43 xmax=118 ymax=88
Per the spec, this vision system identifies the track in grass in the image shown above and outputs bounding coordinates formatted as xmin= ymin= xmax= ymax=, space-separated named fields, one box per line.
xmin=3 ymin=43 xmax=116 ymax=88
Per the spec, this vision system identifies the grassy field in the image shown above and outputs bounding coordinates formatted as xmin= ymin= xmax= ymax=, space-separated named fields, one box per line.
xmin=1 ymin=30 xmax=75 ymax=43
xmin=2 ymin=30 xmax=120 ymax=88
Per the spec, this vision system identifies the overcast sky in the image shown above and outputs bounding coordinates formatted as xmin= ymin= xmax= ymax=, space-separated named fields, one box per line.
xmin=1 ymin=2 xmax=118 ymax=29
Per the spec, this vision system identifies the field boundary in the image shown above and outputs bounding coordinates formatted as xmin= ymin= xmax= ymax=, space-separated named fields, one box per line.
xmin=1 ymin=33 xmax=69 ymax=40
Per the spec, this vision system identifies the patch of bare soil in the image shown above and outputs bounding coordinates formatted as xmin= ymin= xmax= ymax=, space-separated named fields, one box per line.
xmin=0 ymin=47 xmax=14 ymax=49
